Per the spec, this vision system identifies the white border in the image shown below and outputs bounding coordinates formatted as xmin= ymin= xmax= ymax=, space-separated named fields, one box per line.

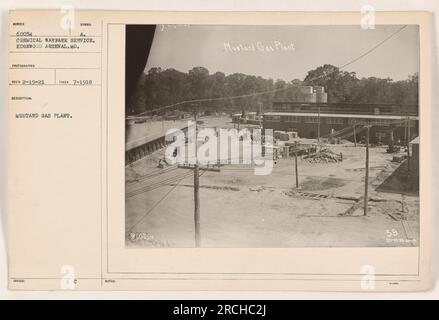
xmin=0 ymin=0 xmax=438 ymax=300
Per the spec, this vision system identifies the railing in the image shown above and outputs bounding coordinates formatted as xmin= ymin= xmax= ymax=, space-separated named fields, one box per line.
xmin=271 ymin=102 xmax=418 ymax=116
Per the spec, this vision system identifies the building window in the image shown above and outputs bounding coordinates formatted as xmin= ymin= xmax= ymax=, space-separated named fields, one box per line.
xmin=348 ymin=118 xmax=363 ymax=125
xmin=265 ymin=115 xmax=281 ymax=121
xmin=326 ymin=117 xmax=344 ymax=125
xmin=371 ymin=119 xmax=391 ymax=126
xmin=283 ymin=115 xmax=301 ymax=123
xmin=304 ymin=116 xmax=319 ymax=123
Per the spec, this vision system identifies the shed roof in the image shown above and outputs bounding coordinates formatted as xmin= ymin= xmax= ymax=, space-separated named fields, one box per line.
xmin=410 ymin=136 xmax=420 ymax=144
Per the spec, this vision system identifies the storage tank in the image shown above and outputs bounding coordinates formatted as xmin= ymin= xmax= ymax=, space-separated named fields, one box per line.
xmin=299 ymin=86 xmax=314 ymax=94
xmin=316 ymin=92 xmax=328 ymax=103
xmin=303 ymin=93 xmax=317 ymax=103
xmin=313 ymin=86 xmax=325 ymax=93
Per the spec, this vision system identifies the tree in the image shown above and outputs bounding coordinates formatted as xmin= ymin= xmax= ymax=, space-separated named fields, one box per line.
xmin=126 ymin=65 xmax=418 ymax=116
xmin=304 ymin=64 xmax=358 ymax=102
xmin=273 ymin=79 xmax=288 ymax=101
xmin=188 ymin=66 xmax=210 ymax=101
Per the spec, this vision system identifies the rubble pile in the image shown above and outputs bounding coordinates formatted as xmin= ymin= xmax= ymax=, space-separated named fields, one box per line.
xmin=303 ymin=148 xmax=343 ymax=163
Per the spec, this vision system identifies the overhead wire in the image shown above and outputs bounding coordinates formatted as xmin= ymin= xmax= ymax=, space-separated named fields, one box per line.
xmin=127 ymin=25 xmax=408 ymax=119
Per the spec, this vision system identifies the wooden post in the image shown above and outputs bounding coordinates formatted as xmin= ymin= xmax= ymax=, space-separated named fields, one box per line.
xmin=389 ymin=128 xmax=394 ymax=146
xmin=317 ymin=106 xmax=321 ymax=143
xmin=364 ymin=126 xmax=370 ymax=216
xmin=407 ymin=116 xmax=411 ymax=173
xmin=353 ymin=124 xmax=357 ymax=147
xmin=193 ymin=109 xmax=201 ymax=247
xmin=404 ymin=115 xmax=407 ymax=144
xmin=194 ymin=163 xmax=200 ymax=247
xmin=294 ymin=151 xmax=299 ymax=188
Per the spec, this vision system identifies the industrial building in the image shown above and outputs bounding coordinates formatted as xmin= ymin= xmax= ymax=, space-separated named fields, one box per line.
xmin=233 ymin=86 xmax=418 ymax=143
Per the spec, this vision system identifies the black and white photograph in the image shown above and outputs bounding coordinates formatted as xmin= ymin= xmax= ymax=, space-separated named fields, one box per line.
xmin=3 ymin=6 xmax=436 ymax=295
xmin=125 ymin=24 xmax=420 ymax=248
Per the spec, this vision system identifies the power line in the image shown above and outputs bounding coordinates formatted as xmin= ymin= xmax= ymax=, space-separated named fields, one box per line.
xmin=126 ymin=170 xmax=192 ymax=198
xmin=126 ymin=172 xmax=189 ymax=232
xmin=339 ymin=25 xmax=408 ymax=70
xmin=126 ymin=173 xmax=191 ymax=198
xmin=126 ymin=169 xmax=208 ymax=232
xmin=128 ymin=25 xmax=408 ymax=118
xmin=128 ymin=166 xmax=179 ymax=183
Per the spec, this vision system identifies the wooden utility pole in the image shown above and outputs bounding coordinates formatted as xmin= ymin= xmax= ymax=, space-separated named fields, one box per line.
xmin=258 ymin=102 xmax=263 ymax=129
xmin=407 ymin=116 xmax=411 ymax=173
xmin=353 ymin=124 xmax=357 ymax=147
xmin=291 ymin=142 xmax=299 ymax=188
xmin=193 ymin=109 xmax=201 ymax=247
xmin=317 ymin=105 xmax=321 ymax=143
xmin=294 ymin=151 xmax=299 ymax=188
xmin=364 ymin=125 xmax=370 ymax=216
xmin=404 ymin=116 xmax=408 ymax=144
xmin=194 ymin=164 xmax=200 ymax=246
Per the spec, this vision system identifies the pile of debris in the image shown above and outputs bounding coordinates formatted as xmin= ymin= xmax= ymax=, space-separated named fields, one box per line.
xmin=303 ymin=148 xmax=343 ymax=163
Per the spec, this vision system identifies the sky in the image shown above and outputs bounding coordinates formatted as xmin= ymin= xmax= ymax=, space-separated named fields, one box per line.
xmin=144 ymin=25 xmax=419 ymax=82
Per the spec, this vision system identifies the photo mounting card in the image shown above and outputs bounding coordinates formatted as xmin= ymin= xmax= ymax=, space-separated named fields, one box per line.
xmin=7 ymin=10 xmax=432 ymax=291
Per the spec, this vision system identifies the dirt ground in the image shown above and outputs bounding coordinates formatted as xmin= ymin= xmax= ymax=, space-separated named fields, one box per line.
xmin=125 ymin=119 xmax=419 ymax=248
